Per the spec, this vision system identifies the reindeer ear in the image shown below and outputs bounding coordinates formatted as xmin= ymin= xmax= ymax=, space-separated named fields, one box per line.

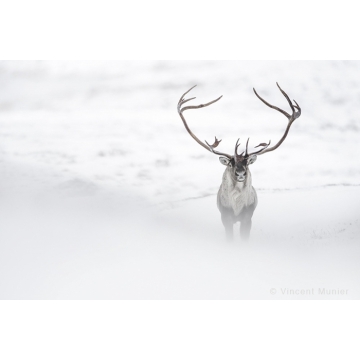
xmin=219 ymin=156 xmax=231 ymax=167
xmin=247 ymin=154 xmax=257 ymax=165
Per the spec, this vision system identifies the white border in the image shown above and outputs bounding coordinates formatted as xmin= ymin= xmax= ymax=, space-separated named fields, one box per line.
xmin=1 ymin=1 xmax=359 ymax=60
xmin=0 ymin=301 xmax=359 ymax=359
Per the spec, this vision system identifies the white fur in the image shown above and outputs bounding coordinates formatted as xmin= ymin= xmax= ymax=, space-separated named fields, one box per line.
xmin=217 ymin=166 xmax=257 ymax=216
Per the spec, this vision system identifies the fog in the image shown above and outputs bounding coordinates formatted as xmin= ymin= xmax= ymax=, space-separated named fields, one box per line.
xmin=0 ymin=61 xmax=359 ymax=299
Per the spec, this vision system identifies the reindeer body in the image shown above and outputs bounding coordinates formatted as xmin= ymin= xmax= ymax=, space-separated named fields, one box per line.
xmin=217 ymin=167 xmax=258 ymax=239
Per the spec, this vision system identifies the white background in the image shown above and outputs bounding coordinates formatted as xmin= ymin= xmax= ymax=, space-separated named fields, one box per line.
xmin=1 ymin=0 xmax=360 ymax=359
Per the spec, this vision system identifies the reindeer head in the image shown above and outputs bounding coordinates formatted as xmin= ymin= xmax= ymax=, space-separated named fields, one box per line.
xmin=217 ymin=138 xmax=260 ymax=182
xmin=177 ymin=84 xmax=301 ymax=183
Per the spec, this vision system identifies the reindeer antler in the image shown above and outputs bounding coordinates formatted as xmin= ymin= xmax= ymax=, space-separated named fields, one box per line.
xmin=250 ymin=83 xmax=301 ymax=156
xmin=177 ymin=86 xmax=232 ymax=159
xmin=177 ymin=84 xmax=301 ymax=161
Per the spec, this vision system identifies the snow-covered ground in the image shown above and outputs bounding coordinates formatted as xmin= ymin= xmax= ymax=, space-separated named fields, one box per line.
xmin=0 ymin=61 xmax=359 ymax=299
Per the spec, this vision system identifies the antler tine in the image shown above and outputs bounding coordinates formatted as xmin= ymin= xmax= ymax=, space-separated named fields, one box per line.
xmin=234 ymin=138 xmax=241 ymax=157
xmin=253 ymin=87 xmax=291 ymax=120
xmin=205 ymin=137 xmax=232 ymax=158
xmin=292 ymin=99 xmax=302 ymax=120
xmin=177 ymin=86 xmax=232 ymax=159
xmin=276 ymin=82 xmax=295 ymax=114
xmin=178 ymin=85 xmax=197 ymax=106
xmin=243 ymin=138 xmax=272 ymax=157
xmin=293 ymin=99 xmax=300 ymax=110
xmin=251 ymin=83 xmax=301 ymax=156
xmin=251 ymin=140 xmax=271 ymax=155
xmin=244 ymin=138 xmax=250 ymax=157
xmin=179 ymin=96 xmax=196 ymax=106
xmin=181 ymin=96 xmax=224 ymax=112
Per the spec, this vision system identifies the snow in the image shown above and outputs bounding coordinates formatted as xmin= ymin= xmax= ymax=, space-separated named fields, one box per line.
xmin=0 ymin=61 xmax=359 ymax=299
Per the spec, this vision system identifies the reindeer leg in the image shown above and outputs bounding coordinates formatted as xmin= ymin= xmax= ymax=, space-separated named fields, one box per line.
xmin=240 ymin=219 xmax=252 ymax=240
xmin=220 ymin=208 xmax=234 ymax=241
xmin=240 ymin=203 xmax=256 ymax=240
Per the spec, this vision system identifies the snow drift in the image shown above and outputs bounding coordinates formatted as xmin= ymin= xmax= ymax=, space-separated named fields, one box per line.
xmin=0 ymin=61 xmax=359 ymax=299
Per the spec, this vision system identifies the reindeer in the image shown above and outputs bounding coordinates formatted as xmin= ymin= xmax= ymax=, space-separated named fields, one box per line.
xmin=177 ymin=83 xmax=301 ymax=240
